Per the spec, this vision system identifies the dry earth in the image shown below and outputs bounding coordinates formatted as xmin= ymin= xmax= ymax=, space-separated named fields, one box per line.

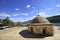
xmin=0 ymin=26 xmax=60 ymax=40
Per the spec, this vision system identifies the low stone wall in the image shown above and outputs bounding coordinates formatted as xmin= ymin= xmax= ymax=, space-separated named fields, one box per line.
xmin=28 ymin=23 xmax=54 ymax=36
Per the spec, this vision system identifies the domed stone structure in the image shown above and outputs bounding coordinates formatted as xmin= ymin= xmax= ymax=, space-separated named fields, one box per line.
xmin=27 ymin=15 xmax=54 ymax=36
xmin=31 ymin=15 xmax=49 ymax=23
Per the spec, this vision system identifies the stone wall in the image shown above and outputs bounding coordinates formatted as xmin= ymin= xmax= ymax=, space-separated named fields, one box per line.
xmin=28 ymin=23 xmax=54 ymax=36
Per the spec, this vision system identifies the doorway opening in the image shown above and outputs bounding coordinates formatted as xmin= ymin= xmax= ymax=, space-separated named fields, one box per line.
xmin=30 ymin=27 xmax=33 ymax=32
xmin=43 ymin=28 xmax=46 ymax=34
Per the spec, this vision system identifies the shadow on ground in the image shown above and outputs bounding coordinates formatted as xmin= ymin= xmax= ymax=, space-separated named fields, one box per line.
xmin=19 ymin=30 xmax=52 ymax=38
xmin=58 ymin=28 xmax=60 ymax=30
xmin=0 ymin=28 xmax=5 ymax=30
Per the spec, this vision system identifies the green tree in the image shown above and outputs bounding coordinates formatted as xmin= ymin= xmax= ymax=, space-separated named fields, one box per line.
xmin=0 ymin=17 xmax=22 ymax=27
xmin=16 ymin=22 xmax=21 ymax=26
xmin=0 ymin=19 xmax=3 ymax=26
xmin=3 ymin=17 xmax=15 ymax=27
xmin=3 ymin=17 xmax=10 ymax=26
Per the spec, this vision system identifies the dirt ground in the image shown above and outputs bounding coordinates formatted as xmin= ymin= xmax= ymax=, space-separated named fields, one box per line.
xmin=0 ymin=26 xmax=60 ymax=40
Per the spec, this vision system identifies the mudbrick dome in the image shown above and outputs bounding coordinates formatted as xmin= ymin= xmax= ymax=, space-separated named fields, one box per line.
xmin=27 ymin=15 xmax=54 ymax=36
xmin=31 ymin=15 xmax=50 ymax=23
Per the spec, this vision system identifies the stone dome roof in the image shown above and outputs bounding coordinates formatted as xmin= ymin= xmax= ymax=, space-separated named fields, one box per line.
xmin=31 ymin=15 xmax=50 ymax=23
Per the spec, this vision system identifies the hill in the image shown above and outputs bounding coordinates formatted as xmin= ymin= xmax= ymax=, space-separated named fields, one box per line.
xmin=47 ymin=15 xmax=60 ymax=23
xmin=22 ymin=15 xmax=60 ymax=24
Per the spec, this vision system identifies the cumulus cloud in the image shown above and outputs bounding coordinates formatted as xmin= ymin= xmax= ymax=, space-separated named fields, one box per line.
xmin=26 ymin=5 xmax=30 ymax=8
xmin=0 ymin=12 xmax=10 ymax=17
xmin=56 ymin=4 xmax=60 ymax=7
xmin=15 ymin=8 xmax=19 ymax=11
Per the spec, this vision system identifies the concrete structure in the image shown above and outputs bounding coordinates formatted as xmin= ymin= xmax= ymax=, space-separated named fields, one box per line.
xmin=27 ymin=15 xmax=54 ymax=36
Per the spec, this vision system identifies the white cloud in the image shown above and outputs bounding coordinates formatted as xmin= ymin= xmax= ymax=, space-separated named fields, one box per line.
xmin=11 ymin=18 xmax=27 ymax=22
xmin=15 ymin=8 xmax=19 ymax=11
xmin=56 ymin=4 xmax=60 ymax=7
xmin=12 ymin=13 xmax=20 ymax=16
xmin=25 ymin=13 xmax=28 ymax=16
xmin=47 ymin=8 xmax=52 ymax=10
xmin=20 ymin=13 xmax=28 ymax=16
xmin=12 ymin=14 xmax=17 ymax=16
xmin=10 ymin=18 xmax=21 ymax=22
xmin=0 ymin=12 xmax=10 ymax=17
xmin=56 ymin=13 xmax=60 ymax=15
xmin=26 ymin=5 xmax=30 ymax=8
xmin=38 ymin=11 xmax=50 ymax=17
xmin=12 ymin=12 xmax=28 ymax=16
xmin=33 ymin=16 xmax=36 ymax=18
xmin=30 ymin=10 xmax=38 ymax=14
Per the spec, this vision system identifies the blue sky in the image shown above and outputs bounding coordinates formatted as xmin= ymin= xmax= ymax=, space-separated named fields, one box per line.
xmin=0 ymin=0 xmax=60 ymax=22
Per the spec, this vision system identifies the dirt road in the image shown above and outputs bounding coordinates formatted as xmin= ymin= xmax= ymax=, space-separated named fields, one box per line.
xmin=0 ymin=27 xmax=60 ymax=40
